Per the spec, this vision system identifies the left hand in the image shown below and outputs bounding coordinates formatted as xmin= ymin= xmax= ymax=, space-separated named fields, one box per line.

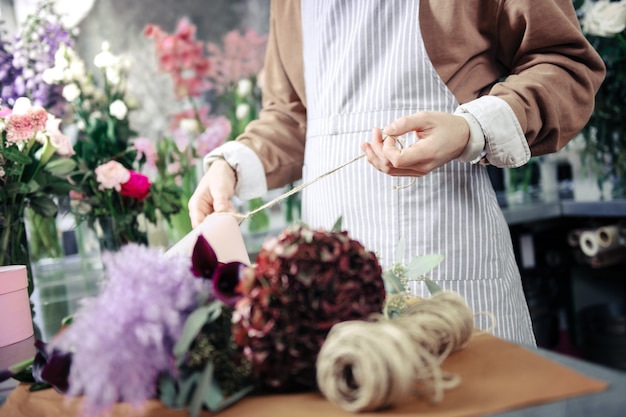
xmin=360 ymin=111 xmax=470 ymax=177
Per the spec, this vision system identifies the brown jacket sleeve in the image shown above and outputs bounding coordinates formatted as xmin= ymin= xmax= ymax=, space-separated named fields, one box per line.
xmin=420 ymin=0 xmax=606 ymax=156
xmin=235 ymin=0 xmax=307 ymax=190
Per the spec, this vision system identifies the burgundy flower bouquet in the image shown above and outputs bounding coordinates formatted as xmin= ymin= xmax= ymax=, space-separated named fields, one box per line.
xmin=2 ymin=221 xmax=391 ymax=416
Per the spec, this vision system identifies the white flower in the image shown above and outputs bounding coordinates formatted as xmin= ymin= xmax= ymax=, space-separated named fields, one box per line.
xmin=12 ymin=97 xmax=33 ymax=115
xmin=582 ymin=0 xmax=626 ymax=37
xmin=62 ymin=83 xmax=81 ymax=101
xmin=34 ymin=131 xmax=48 ymax=145
xmin=42 ymin=67 xmax=64 ymax=84
xmin=109 ymin=99 xmax=128 ymax=120
xmin=105 ymin=68 xmax=121 ymax=85
xmin=53 ymin=45 xmax=70 ymax=70
xmin=235 ymin=103 xmax=250 ymax=121
xmin=236 ymin=78 xmax=253 ymax=98
xmin=179 ymin=118 xmax=199 ymax=133
xmin=69 ymin=61 xmax=86 ymax=79
xmin=93 ymin=42 xmax=117 ymax=68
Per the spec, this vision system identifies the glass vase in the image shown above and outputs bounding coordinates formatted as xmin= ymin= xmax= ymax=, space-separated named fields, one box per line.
xmin=25 ymin=207 xmax=64 ymax=263
xmin=94 ymin=215 xmax=148 ymax=254
xmin=0 ymin=202 xmax=34 ymax=298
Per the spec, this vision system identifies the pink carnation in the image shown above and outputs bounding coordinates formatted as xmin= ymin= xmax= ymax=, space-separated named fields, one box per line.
xmin=4 ymin=101 xmax=48 ymax=143
xmin=95 ymin=161 xmax=131 ymax=191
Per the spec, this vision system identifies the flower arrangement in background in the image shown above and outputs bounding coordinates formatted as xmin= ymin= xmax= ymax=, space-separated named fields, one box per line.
xmin=0 ymin=0 xmax=75 ymax=116
xmin=575 ymin=0 xmax=626 ymax=197
xmin=145 ymin=18 xmax=233 ymax=242
xmin=145 ymin=19 xmax=281 ymax=237
xmin=0 ymin=97 xmax=76 ymax=294
xmin=0 ymin=0 xmax=77 ymax=262
xmin=43 ymin=41 xmax=182 ymax=250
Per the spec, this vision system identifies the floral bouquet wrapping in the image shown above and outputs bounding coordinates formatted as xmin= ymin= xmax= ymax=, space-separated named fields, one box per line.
xmin=2 ymin=221 xmax=386 ymax=416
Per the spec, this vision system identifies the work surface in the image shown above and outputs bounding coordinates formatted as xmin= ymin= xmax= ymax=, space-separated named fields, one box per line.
xmin=1 ymin=332 xmax=625 ymax=417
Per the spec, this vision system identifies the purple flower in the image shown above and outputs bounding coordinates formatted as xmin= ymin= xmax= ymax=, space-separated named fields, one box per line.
xmin=0 ymin=2 xmax=73 ymax=115
xmin=49 ymin=244 xmax=209 ymax=416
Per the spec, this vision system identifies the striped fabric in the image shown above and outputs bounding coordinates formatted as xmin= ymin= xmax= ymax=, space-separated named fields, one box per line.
xmin=299 ymin=0 xmax=536 ymax=347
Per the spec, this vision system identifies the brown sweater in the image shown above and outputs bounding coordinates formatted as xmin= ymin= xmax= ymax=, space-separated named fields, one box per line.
xmin=237 ymin=0 xmax=605 ymax=189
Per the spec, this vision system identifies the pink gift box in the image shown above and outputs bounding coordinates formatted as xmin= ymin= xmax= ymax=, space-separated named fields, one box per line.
xmin=0 ymin=265 xmax=34 ymax=347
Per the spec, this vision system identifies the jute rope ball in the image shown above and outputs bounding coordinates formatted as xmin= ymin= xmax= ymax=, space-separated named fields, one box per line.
xmin=316 ymin=291 xmax=475 ymax=412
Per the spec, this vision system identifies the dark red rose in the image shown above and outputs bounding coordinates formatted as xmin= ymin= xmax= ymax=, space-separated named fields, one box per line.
xmin=120 ymin=170 xmax=151 ymax=201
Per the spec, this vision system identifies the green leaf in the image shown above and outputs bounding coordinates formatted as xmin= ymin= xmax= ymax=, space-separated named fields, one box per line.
xmin=173 ymin=302 xmax=223 ymax=361
xmin=28 ymin=382 xmax=52 ymax=392
xmin=382 ymin=270 xmax=405 ymax=294
xmin=424 ymin=277 xmax=442 ymax=295
xmin=158 ymin=374 xmax=179 ymax=408
xmin=247 ymin=197 xmax=270 ymax=232
xmin=44 ymin=158 xmax=77 ymax=175
xmin=189 ymin=361 xmax=215 ymax=417
xmin=28 ymin=195 xmax=58 ymax=218
xmin=3 ymin=146 xmax=32 ymax=164
xmin=209 ymin=385 xmax=255 ymax=413
xmin=405 ymin=254 xmax=444 ymax=279
xmin=331 ymin=216 xmax=343 ymax=232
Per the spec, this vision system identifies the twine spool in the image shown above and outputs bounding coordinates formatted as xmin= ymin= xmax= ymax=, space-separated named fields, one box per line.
xmin=580 ymin=226 xmax=622 ymax=257
xmin=596 ymin=225 xmax=621 ymax=249
xmin=316 ymin=291 xmax=474 ymax=413
xmin=580 ymin=230 xmax=603 ymax=257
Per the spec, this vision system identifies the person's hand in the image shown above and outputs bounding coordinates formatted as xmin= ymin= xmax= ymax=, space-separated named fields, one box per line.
xmin=360 ymin=111 xmax=470 ymax=176
xmin=188 ymin=159 xmax=237 ymax=228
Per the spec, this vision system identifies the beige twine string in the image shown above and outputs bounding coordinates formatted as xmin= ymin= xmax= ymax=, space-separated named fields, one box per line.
xmin=230 ymin=132 xmax=404 ymax=224
xmin=315 ymin=291 xmax=475 ymax=413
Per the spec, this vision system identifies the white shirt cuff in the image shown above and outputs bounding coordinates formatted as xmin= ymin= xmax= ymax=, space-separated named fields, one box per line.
xmin=454 ymin=111 xmax=486 ymax=164
xmin=456 ymin=96 xmax=531 ymax=168
xmin=203 ymin=141 xmax=268 ymax=200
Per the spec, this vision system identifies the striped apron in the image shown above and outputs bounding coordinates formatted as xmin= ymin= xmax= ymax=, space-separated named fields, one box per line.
xmin=300 ymin=0 xmax=536 ymax=347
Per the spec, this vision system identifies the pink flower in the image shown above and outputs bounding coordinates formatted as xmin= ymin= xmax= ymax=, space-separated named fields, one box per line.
xmin=120 ymin=170 xmax=151 ymax=201
xmin=46 ymin=115 xmax=75 ymax=157
xmin=95 ymin=161 xmax=131 ymax=191
xmin=196 ymin=116 xmax=231 ymax=156
xmin=69 ymin=190 xmax=85 ymax=200
xmin=132 ymin=137 xmax=158 ymax=169
xmin=206 ymin=29 xmax=268 ymax=93
xmin=145 ymin=18 xmax=211 ymax=99
xmin=169 ymin=106 xmax=211 ymax=131
xmin=4 ymin=97 xmax=49 ymax=143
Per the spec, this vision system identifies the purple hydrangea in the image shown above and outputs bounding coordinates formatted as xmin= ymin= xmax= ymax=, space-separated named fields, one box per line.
xmin=49 ymin=244 xmax=211 ymax=415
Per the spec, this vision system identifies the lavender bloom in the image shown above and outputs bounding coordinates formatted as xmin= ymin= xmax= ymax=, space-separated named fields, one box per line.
xmin=49 ymin=244 xmax=211 ymax=416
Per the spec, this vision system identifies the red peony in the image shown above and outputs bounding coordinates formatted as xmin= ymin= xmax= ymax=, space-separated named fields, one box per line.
xmin=231 ymin=224 xmax=386 ymax=390
xmin=119 ymin=170 xmax=151 ymax=201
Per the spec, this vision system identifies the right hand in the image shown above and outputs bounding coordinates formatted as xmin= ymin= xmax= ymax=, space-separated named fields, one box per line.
xmin=188 ymin=159 xmax=237 ymax=228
